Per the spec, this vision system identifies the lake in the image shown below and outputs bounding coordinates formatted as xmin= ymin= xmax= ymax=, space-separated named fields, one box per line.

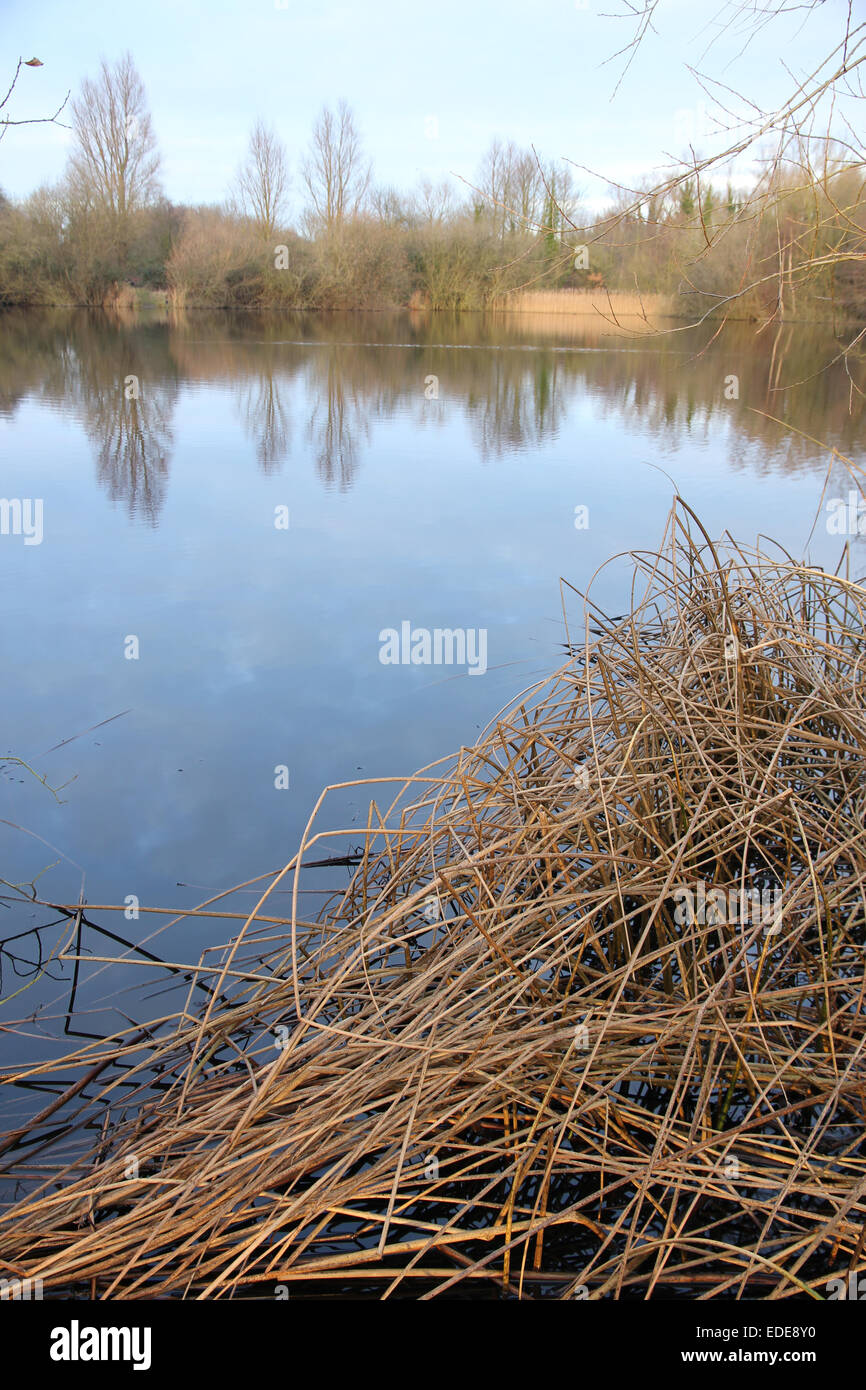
xmin=1 ymin=307 xmax=864 ymax=1090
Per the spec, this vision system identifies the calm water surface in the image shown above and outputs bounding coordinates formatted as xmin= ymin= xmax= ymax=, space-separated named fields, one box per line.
xmin=1 ymin=307 xmax=864 ymax=1081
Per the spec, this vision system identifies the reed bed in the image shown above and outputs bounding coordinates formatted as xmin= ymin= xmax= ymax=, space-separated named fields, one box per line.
xmin=495 ymin=288 xmax=677 ymax=323
xmin=2 ymin=502 xmax=866 ymax=1300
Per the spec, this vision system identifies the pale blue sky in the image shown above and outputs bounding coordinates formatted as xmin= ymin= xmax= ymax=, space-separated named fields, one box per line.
xmin=0 ymin=0 xmax=855 ymax=216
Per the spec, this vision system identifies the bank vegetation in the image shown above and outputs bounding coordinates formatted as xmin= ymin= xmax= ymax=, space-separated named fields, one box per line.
xmin=0 ymin=50 xmax=864 ymax=326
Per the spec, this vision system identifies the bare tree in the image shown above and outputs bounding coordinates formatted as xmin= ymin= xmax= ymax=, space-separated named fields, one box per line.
xmin=0 ymin=57 xmax=69 ymax=143
xmin=410 ymin=177 xmax=457 ymax=228
xmin=67 ymin=53 xmax=160 ymax=230
xmin=475 ymin=138 xmax=515 ymax=237
xmin=539 ymin=159 xmax=580 ymax=238
xmin=233 ymin=120 xmax=289 ymax=239
xmin=511 ymin=149 xmax=545 ymax=230
xmin=301 ymin=100 xmax=371 ymax=233
xmin=369 ymin=183 xmax=411 ymax=227
xmin=473 ymin=140 xmax=573 ymax=238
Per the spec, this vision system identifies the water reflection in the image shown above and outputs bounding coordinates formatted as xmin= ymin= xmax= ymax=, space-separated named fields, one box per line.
xmin=82 ymin=368 xmax=175 ymax=525
xmin=237 ymin=369 xmax=291 ymax=475
xmin=306 ymin=353 xmax=371 ymax=490
xmin=0 ymin=307 xmax=863 ymax=522
xmin=469 ymin=351 xmax=569 ymax=459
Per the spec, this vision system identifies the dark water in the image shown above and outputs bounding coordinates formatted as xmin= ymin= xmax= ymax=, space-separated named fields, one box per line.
xmin=1 ymin=307 xmax=864 ymax=1088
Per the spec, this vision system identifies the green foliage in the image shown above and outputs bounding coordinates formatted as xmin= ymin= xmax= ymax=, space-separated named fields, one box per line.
xmin=679 ymin=180 xmax=696 ymax=218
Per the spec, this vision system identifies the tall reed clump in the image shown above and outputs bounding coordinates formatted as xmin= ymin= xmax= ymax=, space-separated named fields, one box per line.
xmin=1 ymin=501 xmax=865 ymax=1299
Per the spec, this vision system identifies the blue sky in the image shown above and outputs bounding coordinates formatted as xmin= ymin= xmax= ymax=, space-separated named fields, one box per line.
xmin=0 ymin=0 xmax=854 ymax=216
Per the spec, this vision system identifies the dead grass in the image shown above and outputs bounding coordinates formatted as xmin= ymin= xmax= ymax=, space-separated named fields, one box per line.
xmin=496 ymin=288 xmax=678 ymax=324
xmin=2 ymin=500 xmax=866 ymax=1299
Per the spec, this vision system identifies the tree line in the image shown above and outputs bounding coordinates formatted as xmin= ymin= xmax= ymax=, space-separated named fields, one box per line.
xmin=0 ymin=50 xmax=863 ymax=323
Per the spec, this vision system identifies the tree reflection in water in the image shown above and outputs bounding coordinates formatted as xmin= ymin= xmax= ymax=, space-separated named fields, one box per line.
xmin=0 ymin=308 xmax=863 ymax=524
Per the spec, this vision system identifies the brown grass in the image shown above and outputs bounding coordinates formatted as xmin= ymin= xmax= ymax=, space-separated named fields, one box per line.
xmin=496 ymin=288 xmax=678 ymax=323
xmin=2 ymin=500 xmax=866 ymax=1299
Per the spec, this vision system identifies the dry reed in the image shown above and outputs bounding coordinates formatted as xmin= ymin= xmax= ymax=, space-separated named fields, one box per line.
xmin=495 ymin=288 xmax=677 ymax=323
xmin=2 ymin=501 xmax=865 ymax=1300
